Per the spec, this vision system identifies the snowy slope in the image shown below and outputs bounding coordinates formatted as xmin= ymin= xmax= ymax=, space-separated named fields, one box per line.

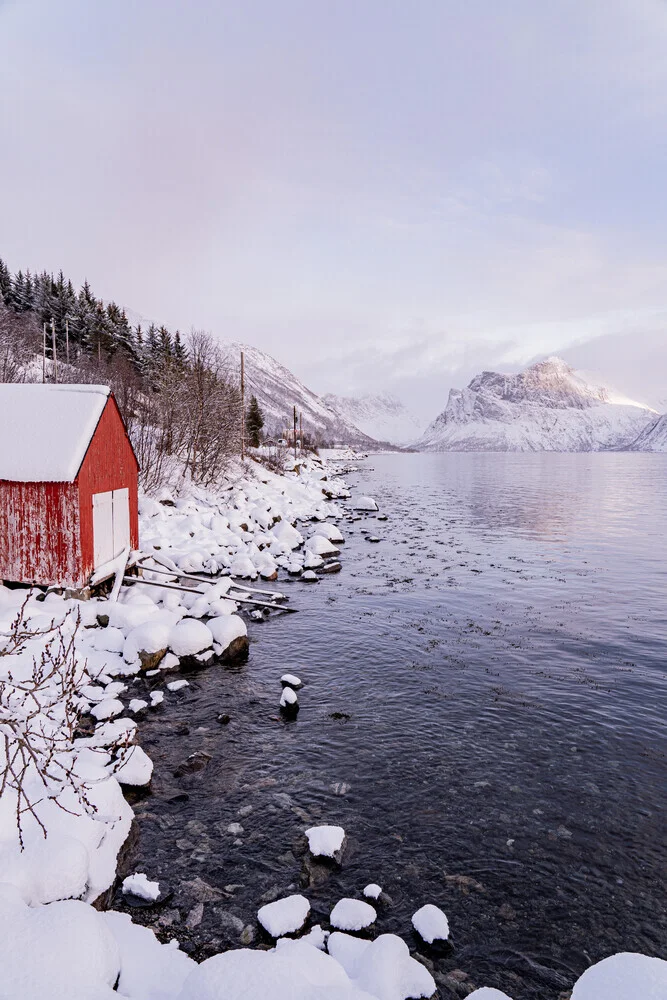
xmin=417 ymin=357 xmax=655 ymax=452
xmin=219 ymin=342 xmax=376 ymax=445
xmin=322 ymin=392 xmax=424 ymax=446
xmin=627 ymin=413 xmax=667 ymax=451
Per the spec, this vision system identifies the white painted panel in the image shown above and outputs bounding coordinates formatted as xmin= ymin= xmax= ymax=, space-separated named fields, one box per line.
xmin=112 ymin=488 xmax=131 ymax=558
xmin=92 ymin=491 xmax=114 ymax=569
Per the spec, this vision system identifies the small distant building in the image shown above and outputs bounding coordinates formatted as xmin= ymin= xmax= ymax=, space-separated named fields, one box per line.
xmin=0 ymin=384 xmax=139 ymax=591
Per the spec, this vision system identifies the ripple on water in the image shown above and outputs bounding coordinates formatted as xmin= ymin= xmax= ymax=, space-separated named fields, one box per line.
xmin=119 ymin=454 xmax=667 ymax=998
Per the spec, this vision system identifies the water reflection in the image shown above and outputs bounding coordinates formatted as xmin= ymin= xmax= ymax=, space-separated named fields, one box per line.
xmin=120 ymin=454 xmax=667 ymax=999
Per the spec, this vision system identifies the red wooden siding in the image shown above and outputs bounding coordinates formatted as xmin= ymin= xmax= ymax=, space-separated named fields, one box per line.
xmin=0 ymin=481 xmax=82 ymax=588
xmin=77 ymin=395 xmax=139 ymax=581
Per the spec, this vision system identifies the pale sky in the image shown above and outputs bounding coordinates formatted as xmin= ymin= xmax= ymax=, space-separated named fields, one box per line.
xmin=1 ymin=0 xmax=667 ymax=418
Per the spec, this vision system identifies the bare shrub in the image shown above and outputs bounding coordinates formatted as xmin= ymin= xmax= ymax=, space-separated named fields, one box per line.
xmin=0 ymin=595 xmax=129 ymax=848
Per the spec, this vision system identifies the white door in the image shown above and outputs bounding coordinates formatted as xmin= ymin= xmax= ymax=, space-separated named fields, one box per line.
xmin=92 ymin=491 xmax=114 ymax=568
xmin=92 ymin=488 xmax=131 ymax=569
xmin=111 ymin=488 xmax=130 ymax=557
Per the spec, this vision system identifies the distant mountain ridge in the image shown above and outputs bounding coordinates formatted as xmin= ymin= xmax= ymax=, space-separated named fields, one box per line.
xmin=627 ymin=413 xmax=667 ymax=452
xmin=417 ymin=357 xmax=656 ymax=452
xmin=322 ymin=392 xmax=423 ymax=446
xmin=219 ymin=342 xmax=377 ymax=446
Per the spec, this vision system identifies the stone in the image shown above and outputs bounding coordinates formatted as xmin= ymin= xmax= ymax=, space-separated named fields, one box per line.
xmin=185 ymin=902 xmax=204 ymax=929
xmin=318 ymin=561 xmax=342 ymax=574
xmin=240 ymin=924 xmax=255 ymax=945
xmin=219 ymin=635 xmax=250 ymax=664
xmin=216 ymin=910 xmax=245 ymax=935
xmin=174 ymin=751 xmax=212 ymax=776
xmin=138 ymin=648 xmax=168 ymax=671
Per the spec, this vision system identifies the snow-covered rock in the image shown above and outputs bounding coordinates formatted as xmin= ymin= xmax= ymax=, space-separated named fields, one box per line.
xmin=113 ymin=746 xmax=153 ymax=786
xmin=167 ymin=678 xmax=189 ymax=692
xmin=103 ymin=911 xmax=195 ymax=1000
xmin=305 ymin=825 xmax=346 ymax=858
xmin=417 ymin=357 xmax=655 ymax=452
xmin=168 ymin=619 xmax=213 ymax=657
xmin=305 ymin=534 xmax=339 ymax=557
xmin=178 ymin=939 xmax=373 ymax=1000
xmin=257 ymin=894 xmax=311 ymax=937
xmin=571 ymin=952 xmax=667 ymax=999
xmin=363 ymin=884 xmax=382 ymax=900
xmin=467 ymin=990 xmax=513 ymax=999
xmin=313 ymin=522 xmax=345 ymax=543
xmin=353 ymin=496 xmax=379 ymax=512
xmin=123 ymin=621 xmax=171 ymax=666
xmin=207 ymin=614 xmax=248 ymax=656
xmin=0 ymin=885 xmax=121 ymax=1000
xmin=280 ymin=687 xmax=298 ymax=710
xmin=328 ymin=932 xmax=437 ymax=1000
xmin=330 ymin=898 xmax=377 ymax=931
xmin=121 ymin=872 xmax=160 ymax=902
xmin=281 ymin=673 xmax=303 ymax=688
xmin=411 ymin=903 xmax=449 ymax=943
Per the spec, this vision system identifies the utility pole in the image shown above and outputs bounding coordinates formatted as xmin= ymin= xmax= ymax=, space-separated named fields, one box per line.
xmin=293 ymin=405 xmax=298 ymax=461
xmin=299 ymin=411 xmax=303 ymax=454
xmin=240 ymin=349 xmax=245 ymax=460
xmin=51 ymin=317 xmax=58 ymax=383
xmin=42 ymin=323 xmax=46 ymax=383
xmin=65 ymin=317 xmax=70 ymax=365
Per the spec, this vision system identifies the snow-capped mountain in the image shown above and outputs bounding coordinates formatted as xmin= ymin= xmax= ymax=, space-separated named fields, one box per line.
xmin=322 ymin=392 xmax=423 ymax=446
xmin=627 ymin=413 xmax=667 ymax=452
xmin=219 ymin=342 xmax=376 ymax=445
xmin=417 ymin=357 xmax=656 ymax=452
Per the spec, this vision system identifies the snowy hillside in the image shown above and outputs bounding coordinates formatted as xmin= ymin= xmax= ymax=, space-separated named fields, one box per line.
xmin=219 ymin=343 xmax=375 ymax=446
xmin=627 ymin=413 xmax=667 ymax=451
xmin=417 ymin=357 xmax=655 ymax=452
xmin=322 ymin=392 xmax=423 ymax=446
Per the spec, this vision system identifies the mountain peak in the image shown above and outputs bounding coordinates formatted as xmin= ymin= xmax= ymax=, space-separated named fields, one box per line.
xmin=418 ymin=358 xmax=654 ymax=452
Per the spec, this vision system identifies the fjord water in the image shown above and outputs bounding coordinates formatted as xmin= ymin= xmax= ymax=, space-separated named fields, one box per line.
xmin=128 ymin=453 xmax=666 ymax=998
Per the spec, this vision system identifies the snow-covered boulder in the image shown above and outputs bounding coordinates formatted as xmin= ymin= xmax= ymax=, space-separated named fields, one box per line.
xmin=330 ymin=898 xmax=377 ymax=932
xmin=123 ymin=621 xmax=171 ymax=669
xmin=353 ymin=497 xmax=379 ymax=512
xmin=305 ymin=534 xmax=339 ymax=557
xmin=113 ymin=746 xmax=153 ymax=787
xmin=305 ymin=825 xmax=346 ymax=860
xmin=571 ymin=952 xmax=667 ymax=999
xmin=0 ymin=885 xmax=121 ymax=1000
xmin=257 ymin=894 xmax=310 ymax=937
xmin=328 ymin=932 xmax=436 ymax=1000
xmin=177 ymin=940 xmax=371 ymax=1000
xmin=103 ymin=911 xmax=195 ymax=1000
xmin=411 ymin=903 xmax=449 ymax=944
xmin=270 ymin=519 xmax=304 ymax=551
xmin=122 ymin=872 xmax=160 ymax=902
xmin=208 ymin=614 xmax=249 ymax=661
xmin=363 ymin=884 xmax=382 ymax=900
xmin=168 ymin=619 xmax=213 ymax=658
xmin=281 ymin=673 xmax=303 ymax=689
xmin=313 ymin=522 xmax=345 ymax=543
xmin=467 ymin=990 xmax=513 ymax=999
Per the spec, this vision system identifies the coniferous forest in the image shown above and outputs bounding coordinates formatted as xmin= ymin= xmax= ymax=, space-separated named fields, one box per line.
xmin=0 ymin=258 xmax=242 ymax=490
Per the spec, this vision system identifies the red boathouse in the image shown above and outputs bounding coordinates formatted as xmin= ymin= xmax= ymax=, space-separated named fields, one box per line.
xmin=0 ymin=384 xmax=139 ymax=590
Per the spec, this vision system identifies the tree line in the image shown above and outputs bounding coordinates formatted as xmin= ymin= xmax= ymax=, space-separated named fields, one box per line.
xmin=0 ymin=258 xmax=266 ymax=491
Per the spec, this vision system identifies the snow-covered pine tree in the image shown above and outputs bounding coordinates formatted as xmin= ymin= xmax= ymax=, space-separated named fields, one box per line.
xmin=246 ymin=395 xmax=265 ymax=447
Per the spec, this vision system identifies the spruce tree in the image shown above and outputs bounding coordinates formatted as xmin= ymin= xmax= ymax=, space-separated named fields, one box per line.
xmin=245 ymin=395 xmax=264 ymax=447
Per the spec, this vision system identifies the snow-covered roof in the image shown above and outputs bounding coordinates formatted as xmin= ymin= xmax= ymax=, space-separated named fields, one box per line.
xmin=0 ymin=383 xmax=111 ymax=483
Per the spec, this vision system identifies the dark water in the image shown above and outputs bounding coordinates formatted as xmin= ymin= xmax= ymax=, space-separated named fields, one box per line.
xmin=120 ymin=453 xmax=667 ymax=999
